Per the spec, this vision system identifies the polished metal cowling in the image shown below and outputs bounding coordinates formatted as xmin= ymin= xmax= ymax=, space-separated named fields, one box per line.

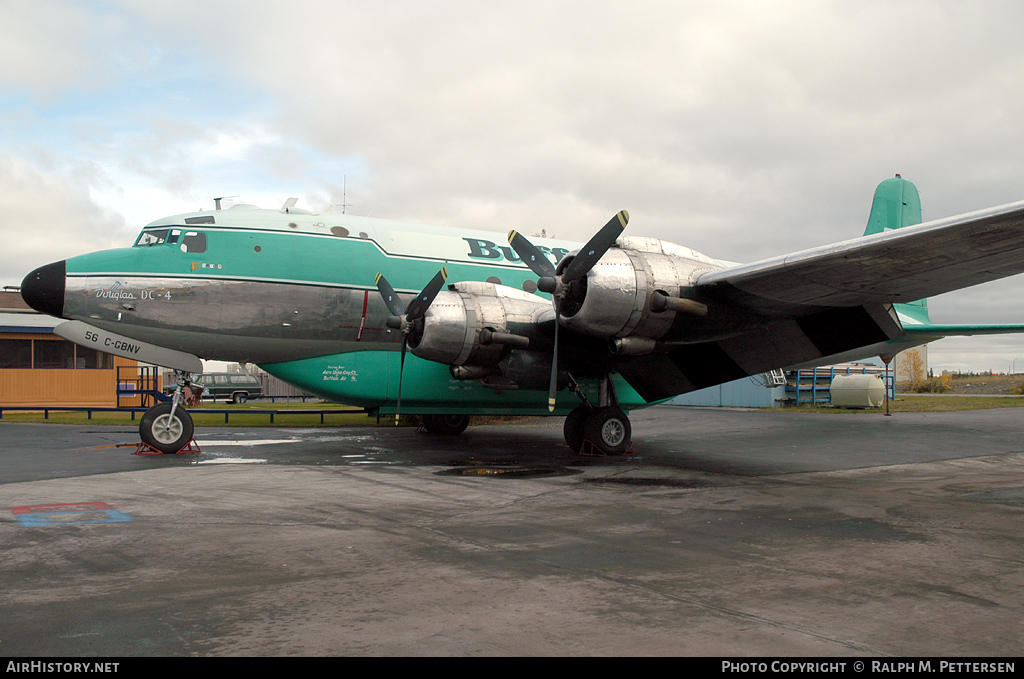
xmin=558 ymin=239 xmax=725 ymax=341
xmin=410 ymin=283 xmax=551 ymax=368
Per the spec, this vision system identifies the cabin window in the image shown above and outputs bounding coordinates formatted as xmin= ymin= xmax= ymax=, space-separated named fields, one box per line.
xmin=135 ymin=229 xmax=169 ymax=247
xmin=180 ymin=232 xmax=207 ymax=253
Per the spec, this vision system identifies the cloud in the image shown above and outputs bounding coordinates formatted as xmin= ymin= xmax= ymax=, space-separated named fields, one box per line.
xmin=0 ymin=1 xmax=132 ymax=102
xmin=100 ymin=1 xmax=1023 ymax=260
xmin=3 ymin=1 xmax=1024 ymax=371
xmin=0 ymin=153 xmax=132 ymax=283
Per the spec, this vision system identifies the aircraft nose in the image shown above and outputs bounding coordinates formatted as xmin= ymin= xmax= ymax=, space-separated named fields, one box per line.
xmin=21 ymin=260 xmax=67 ymax=318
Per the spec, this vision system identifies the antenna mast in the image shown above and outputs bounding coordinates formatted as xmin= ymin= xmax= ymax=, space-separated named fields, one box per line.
xmin=341 ymin=175 xmax=352 ymax=214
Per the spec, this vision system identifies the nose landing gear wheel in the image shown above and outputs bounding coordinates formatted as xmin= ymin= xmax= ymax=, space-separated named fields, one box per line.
xmin=139 ymin=402 xmax=195 ymax=454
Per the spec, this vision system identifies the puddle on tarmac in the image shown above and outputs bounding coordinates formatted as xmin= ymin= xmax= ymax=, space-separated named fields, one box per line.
xmin=194 ymin=439 xmax=301 ymax=447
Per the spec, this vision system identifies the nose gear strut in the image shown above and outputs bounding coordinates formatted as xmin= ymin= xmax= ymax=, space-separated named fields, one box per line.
xmin=136 ymin=370 xmax=200 ymax=454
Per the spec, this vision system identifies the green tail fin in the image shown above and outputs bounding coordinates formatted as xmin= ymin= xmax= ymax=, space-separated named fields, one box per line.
xmin=866 ymin=175 xmax=928 ymax=321
xmin=864 ymin=175 xmax=1024 ymax=338
xmin=864 ymin=174 xmax=922 ymax=236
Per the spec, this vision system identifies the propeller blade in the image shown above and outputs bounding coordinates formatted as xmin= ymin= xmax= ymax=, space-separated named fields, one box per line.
xmin=395 ymin=337 xmax=408 ymax=424
xmin=405 ymin=267 xmax=448 ymax=320
xmin=548 ymin=297 xmax=561 ymax=412
xmin=507 ymin=230 xmax=556 ymax=278
xmin=560 ymin=210 xmax=629 ymax=283
xmin=374 ymin=273 xmax=406 ymax=316
xmin=380 ymin=267 xmax=448 ymax=425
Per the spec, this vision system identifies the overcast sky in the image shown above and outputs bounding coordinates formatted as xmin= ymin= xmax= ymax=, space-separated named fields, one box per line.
xmin=3 ymin=1 xmax=1024 ymax=372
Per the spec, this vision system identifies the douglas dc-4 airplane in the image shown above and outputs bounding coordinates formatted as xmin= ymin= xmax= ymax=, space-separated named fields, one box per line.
xmin=20 ymin=176 xmax=1024 ymax=454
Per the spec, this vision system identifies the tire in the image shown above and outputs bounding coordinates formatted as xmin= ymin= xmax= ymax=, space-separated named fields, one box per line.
xmin=139 ymin=402 xmax=195 ymax=454
xmin=232 ymin=392 xmax=248 ymax=404
xmin=581 ymin=406 xmax=631 ymax=455
xmin=563 ymin=405 xmax=589 ymax=453
xmin=421 ymin=413 xmax=470 ymax=435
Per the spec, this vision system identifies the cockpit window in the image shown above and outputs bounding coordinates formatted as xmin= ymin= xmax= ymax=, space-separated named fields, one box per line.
xmin=133 ymin=228 xmax=206 ymax=253
xmin=135 ymin=229 xmax=169 ymax=247
xmin=180 ymin=231 xmax=207 ymax=253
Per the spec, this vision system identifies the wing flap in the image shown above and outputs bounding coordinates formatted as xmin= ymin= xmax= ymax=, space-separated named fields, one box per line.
xmin=619 ymin=304 xmax=902 ymax=401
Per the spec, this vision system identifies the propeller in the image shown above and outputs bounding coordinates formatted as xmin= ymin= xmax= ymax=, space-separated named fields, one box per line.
xmin=508 ymin=210 xmax=628 ymax=411
xmin=374 ymin=268 xmax=449 ymax=423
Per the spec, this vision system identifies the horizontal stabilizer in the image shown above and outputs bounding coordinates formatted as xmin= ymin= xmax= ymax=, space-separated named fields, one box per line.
xmin=901 ymin=323 xmax=1024 ymax=338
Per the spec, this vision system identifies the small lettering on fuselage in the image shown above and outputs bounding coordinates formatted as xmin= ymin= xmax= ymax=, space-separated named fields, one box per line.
xmin=94 ymin=286 xmax=171 ymax=301
xmin=104 ymin=337 xmax=140 ymax=354
xmin=463 ymin=238 xmax=569 ymax=264
xmin=95 ymin=281 xmax=133 ymax=300
xmin=323 ymin=366 xmax=358 ymax=382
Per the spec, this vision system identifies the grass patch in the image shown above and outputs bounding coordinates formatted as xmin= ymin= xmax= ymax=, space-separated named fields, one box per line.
xmin=8 ymin=394 xmax=1024 ymax=427
xmin=782 ymin=394 xmax=1024 ymax=414
xmin=0 ymin=405 xmax=532 ymax=428
xmin=0 ymin=403 xmax=409 ymax=427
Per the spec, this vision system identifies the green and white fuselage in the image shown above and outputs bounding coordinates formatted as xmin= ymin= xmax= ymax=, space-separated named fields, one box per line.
xmin=29 ymin=175 xmax=1024 ymax=425
xmin=60 ymin=205 xmax=657 ymax=414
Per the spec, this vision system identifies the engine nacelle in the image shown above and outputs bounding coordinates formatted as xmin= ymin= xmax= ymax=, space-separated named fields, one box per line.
xmin=408 ymin=282 xmax=550 ymax=367
xmin=558 ymin=237 xmax=725 ymax=341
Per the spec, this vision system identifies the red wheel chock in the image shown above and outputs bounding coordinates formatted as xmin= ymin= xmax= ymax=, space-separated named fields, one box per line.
xmin=132 ymin=439 xmax=201 ymax=456
xmin=578 ymin=439 xmax=636 ymax=457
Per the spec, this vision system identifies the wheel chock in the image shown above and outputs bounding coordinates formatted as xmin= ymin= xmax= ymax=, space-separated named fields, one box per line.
xmin=578 ymin=438 xmax=636 ymax=457
xmin=133 ymin=438 xmax=201 ymax=455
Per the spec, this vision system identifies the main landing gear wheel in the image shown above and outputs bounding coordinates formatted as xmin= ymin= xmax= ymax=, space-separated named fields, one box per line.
xmin=563 ymin=406 xmax=632 ymax=455
xmin=583 ymin=406 xmax=631 ymax=455
xmin=421 ymin=413 xmax=471 ymax=435
xmin=139 ymin=402 xmax=195 ymax=454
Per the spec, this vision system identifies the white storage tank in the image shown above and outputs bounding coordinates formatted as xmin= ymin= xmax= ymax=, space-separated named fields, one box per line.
xmin=830 ymin=374 xmax=885 ymax=408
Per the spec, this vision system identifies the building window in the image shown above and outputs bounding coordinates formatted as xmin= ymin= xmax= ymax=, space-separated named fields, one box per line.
xmin=0 ymin=338 xmax=114 ymax=369
xmin=34 ymin=340 xmax=76 ymax=369
xmin=0 ymin=339 xmax=32 ymax=368
xmin=78 ymin=348 xmax=114 ymax=369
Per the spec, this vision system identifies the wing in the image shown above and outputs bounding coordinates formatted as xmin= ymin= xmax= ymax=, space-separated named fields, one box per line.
xmin=617 ymin=200 xmax=1024 ymax=401
xmin=696 ymin=199 xmax=1024 ymax=307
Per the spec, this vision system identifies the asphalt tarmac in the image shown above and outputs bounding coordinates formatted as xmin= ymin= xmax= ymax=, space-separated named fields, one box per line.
xmin=1 ymin=406 xmax=1022 ymax=656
